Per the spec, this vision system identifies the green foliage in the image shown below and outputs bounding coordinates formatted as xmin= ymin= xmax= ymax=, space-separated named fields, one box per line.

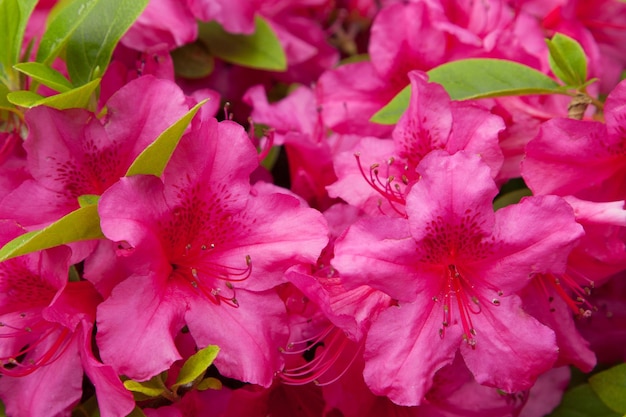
xmin=123 ymin=346 xmax=220 ymax=404
xmin=0 ymin=204 xmax=104 ymax=262
xmin=197 ymin=377 xmax=222 ymax=391
xmin=546 ymin=33 xmax=588 ymax=87
xmin=171 ymin=40 xmax=215 ymax=79
xmin=371 ymin=58 xmax=561 ymax=124
xmin=589 ymin=364 xmax=626 ymax=414
xmin=0 ymin=0 xmax=38 ymax=88
xmin=7 ymin=78 xmax=100 ymax=109
xmin=172 ymin=345 xmax=220 ymax=392
xmin=123 ymin=374 xmax=166 ymax=398
xmin=548 ymin=383 xmax=621 ymax=417
xmin=0 ymin=82 xmax=13 ymax=111
xmin=13 ymin=62 xmax=73 ymax=92
xmin=199 ymin=16 xmax=287 ymax=71
xmin=125 ymin=99 xmax=208 ymax=177
xmin=64 ymin=0 xmax=149 ymax=85
xmin=35 ymin=0 xmax=100 ymax=65
xmin=77 ymin=194 xmax=100 ymax=207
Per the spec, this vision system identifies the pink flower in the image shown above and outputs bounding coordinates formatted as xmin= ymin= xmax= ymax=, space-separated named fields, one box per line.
xmin=522 ymin=79 xmax=626 ymax=202
xmin=328 ymin=71 xmax=503 ymax=215
xmin=332 ymin=150 xmax=584 ymax=405
xmin=0 ymin=222 xmax=133 ymax=417
xmin=0 ymin=76 xmax=190 ymax=229
xmin=96 ymin=117 xmax=328 ymax=386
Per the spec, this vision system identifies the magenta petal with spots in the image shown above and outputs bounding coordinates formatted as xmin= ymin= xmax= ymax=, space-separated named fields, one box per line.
xmin=97 ymin=117 xmax=328 ymax=384
xmin=333 ymin=151 xmax=583 ymax=405
xmin=0 ymin=76 xmax=189 ymax=227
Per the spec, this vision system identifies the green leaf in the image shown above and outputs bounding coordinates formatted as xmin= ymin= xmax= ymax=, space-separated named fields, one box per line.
xmin=0 ymin=82 xmax=15 ymax=111
xmin=369 ymin=87 xmax=411 ymax=125
xmin=7 ymin=78 xmax=100 ymax=109
xmin=590 ymin=364 xmax=626 ymax=414
xmin=199 ymin=16 xmax=287 ymax=71
xmin=548 ymin=384 xmax=621 ymax=417
xmin=13 ymin=62 xmax=73 ymax=92
xmin=171 ymin=40 xmax=215 ymax=79
xmin=78 ymin=194 xmax=100 ymax=207
xmin=172 ymin=345 xmax=220 ymax=392
xmin=260 ymin=145 xmax=281 ymax=171
xmin=197 ymin=377 xmax=222 ymax=391
xmin=492 ymin=188 xmax=532 ymax=210
xmin=123 ymin=376 xmax=166 ymax=398
xmin=0 ymin=0 xmax=38 ymax=87
xmin=35 ymin=0 xmax=99 ymax=65
xmin=125 ymin=99 xmax=208 ymax=177
xmin=0 ymin=204 xmax=104 ymax=262
xmin=546 ymin=33 xmax=588 ymax=86
xmin=65 ymin=0 xmax=150 ymax=85
xmin=371 ymin=58 xmax=561 ymax=124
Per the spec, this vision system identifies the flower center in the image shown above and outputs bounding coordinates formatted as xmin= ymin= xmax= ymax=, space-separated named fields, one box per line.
xmin=436 ymin=264 xmax=502 ymax=349
xmin=355 ymin=153 xmax=409 ymax=216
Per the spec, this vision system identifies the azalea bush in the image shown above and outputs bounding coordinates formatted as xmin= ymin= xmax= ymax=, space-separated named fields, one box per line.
xmin=1 ymin=0 xmax=626 ymax=416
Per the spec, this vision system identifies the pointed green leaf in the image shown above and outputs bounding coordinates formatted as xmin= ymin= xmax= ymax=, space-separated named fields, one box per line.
xmin=172 ymin=345 xmax=220 ymax=392
xmin=123 ymin=377 xmax=166 ymax=398
xmin=13 ymin=62 xmax=73 ymax=92
xmin=35 ymin=0 xmax=100 ymax=65
xmin=590 ymin=364 xmax=626 ymax=414
xmin=0 ymin=204 xmax=104 ymax=262
xmin=548 ymin=383 xmax=621 ymax=417
xmin=0 ymin=0 xmax=38 ymax=87
xmin=7 ymin=78 xmax=100 ymax=109
xmin=371 ymin=58 xmax=561 ymax=124
xmin=6 ymin=90 xmax=46 ymax=108
xmin=369 ymin=87 xmax=411 ymax=125
xmin=546 ymin=33 xmax=588 ymax=86
xmin=199 ymin=16 xmax=287 ymax=71
xmin=65 ymin=0 xmax=150 ymax=85
xmin=125 ymin=99 xmax=208 ymax=177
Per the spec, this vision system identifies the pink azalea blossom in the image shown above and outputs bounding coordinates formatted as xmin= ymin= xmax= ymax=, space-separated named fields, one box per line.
xmin=96 ymin=117 xmax=328 ymax=386
xmin=0 ymin=76 xmax=190 ymax=229
xmin=328 ymin=71 xmax=503 ymax=215
xmin=522 ymin=79 xmax=626 ymax=202
xmin=0 ymin=222 xmax=133 ymax=417
xmin=332 ymin=151 xmax=584 ymax=405
xmin=244 ymin=84 xmax=343 ymax=210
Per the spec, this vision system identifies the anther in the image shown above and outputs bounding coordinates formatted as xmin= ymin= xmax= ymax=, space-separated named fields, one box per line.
xmin=492 ymin=299 xmax=501 ymax=306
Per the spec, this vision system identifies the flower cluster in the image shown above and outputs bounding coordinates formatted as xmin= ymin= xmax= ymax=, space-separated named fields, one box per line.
xmin=1 ymin=0 xmax=626 ymax=416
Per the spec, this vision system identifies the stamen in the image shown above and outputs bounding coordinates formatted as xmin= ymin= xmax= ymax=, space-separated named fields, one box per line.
xmin=354 ymin=153 xmax=407 ymax=217
xmin=280 ymin=325 xmax=362 ymax=386
xmin=539 ymin=271 xmax=596 ymax=318
xmin=438 ymin=264 xmax=490 ymax=348
xmin=0 ymin=321 xmax=73 ymax=377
